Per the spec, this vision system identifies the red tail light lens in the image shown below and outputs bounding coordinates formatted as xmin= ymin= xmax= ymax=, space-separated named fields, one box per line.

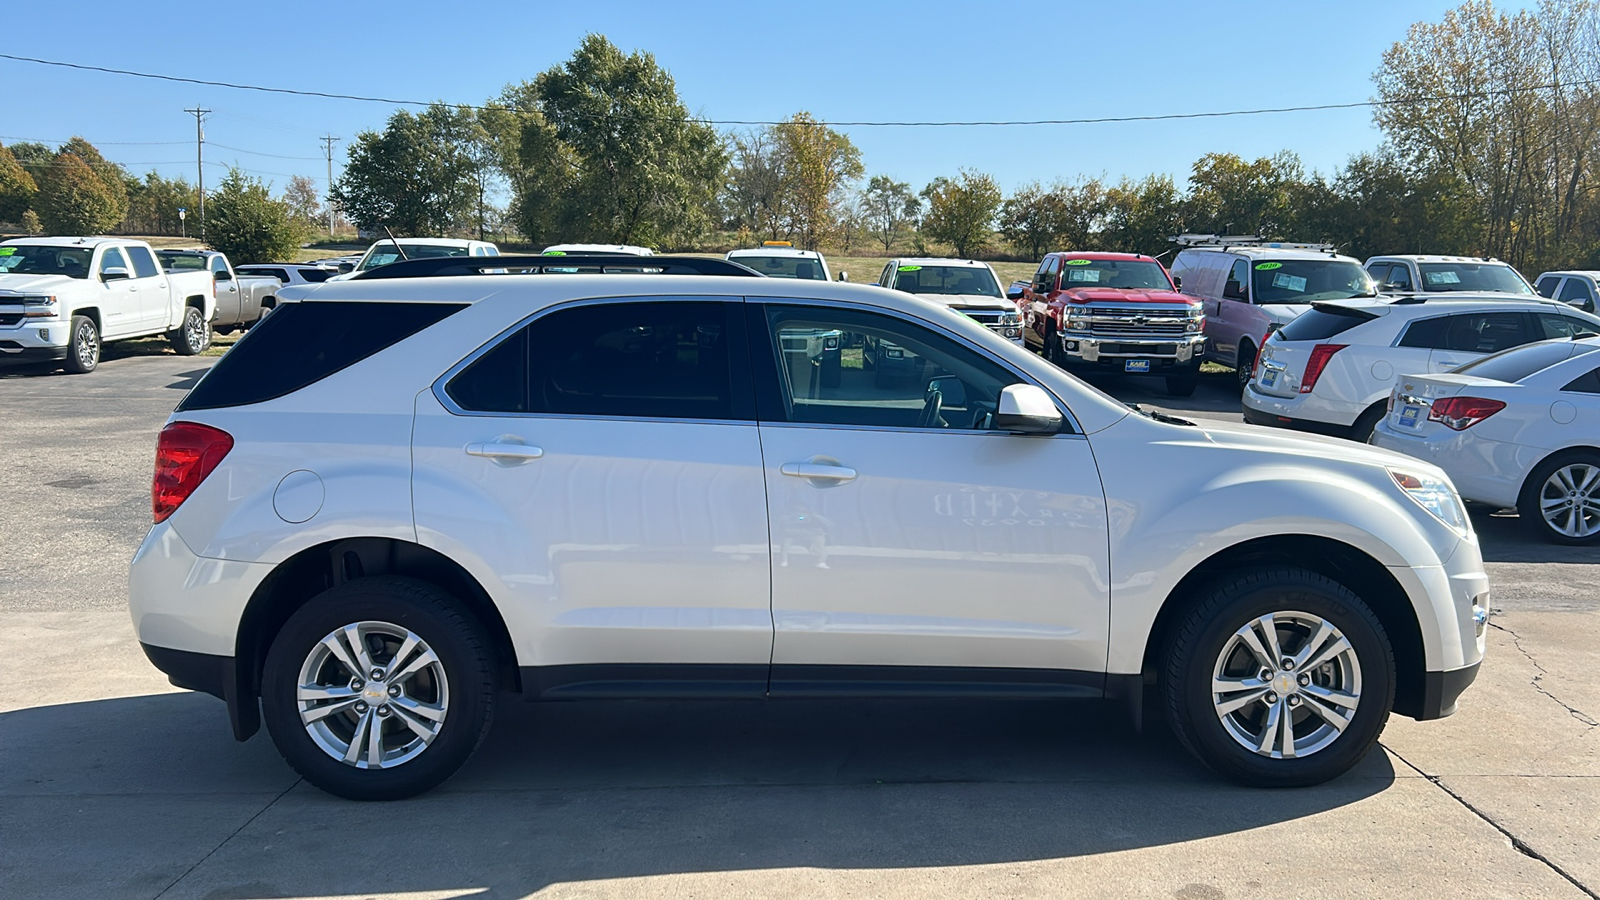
xmin=1299 ymin=344 xmax=1348 ymax=394
xmin=1428 ymin=397 xmax=1506 ymax=431
xmin=1252 ymin=330 xmax=1274 ymax=377
xmin=152 ymin=422 xmax=233 ymax=522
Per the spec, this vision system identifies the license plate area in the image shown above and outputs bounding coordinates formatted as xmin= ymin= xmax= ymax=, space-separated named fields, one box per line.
xmin=1398 ymin=405 xmax=1424 ymax=428
xmin=1124 ymin=359 xmax=1151 ymax=373
xmin=1260 ymin=368 xmax=1279 ymax=388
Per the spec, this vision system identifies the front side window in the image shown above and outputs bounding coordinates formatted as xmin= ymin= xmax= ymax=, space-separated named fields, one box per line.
xmin=209 ymin=256 xmax=230 ymax=276
xmin=1536 ymin=276 xmax=1562 ymax=298
xmin=1537 ymin=313 xmax=1600 ymax=340
xmin=1559 ymin=278 xmax=1595 ymax=306
xmin=1365 ymin=264 xmax=1391 ymax=286
xmin=1033 ymin=257 xmax=1058 ymax=292
xmin=125 ymin=245 xmax=161 ymax=279
xmin=1250 ymin=260 xmax=1373 ymax=304
xmin=99 ymin=247 xmax=129 ymax=277
xmin=756 ymin=304 xmax=1028 ymax=431
xmin=1417 ymin=262 xmax=1532 ymax=294
xmin=446 ymin=301 xmax=741 ymax=421
xmin=156 ymin=251 xmax=206 ymax=271
xmin=1227 ymin=259 xmax=1251 ymax=297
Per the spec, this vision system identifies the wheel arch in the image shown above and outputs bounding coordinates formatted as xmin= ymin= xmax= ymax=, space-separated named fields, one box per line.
xmin=230 ymin=537 xmax=520 ymax=740
xmin=69 ymin=306 xmax=101 ymax=329
xmin=1519 ymin=444 xmax=1600 ymax=499
xmin=185 ymin=294 xmax=208 ymax=310
xmin=1138 ymin=534 xmax=1427 ymax=719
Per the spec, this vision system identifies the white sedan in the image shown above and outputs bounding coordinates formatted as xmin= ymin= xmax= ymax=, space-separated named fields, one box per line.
xmin=1372 ymin=336 xmax=1600 ymax=544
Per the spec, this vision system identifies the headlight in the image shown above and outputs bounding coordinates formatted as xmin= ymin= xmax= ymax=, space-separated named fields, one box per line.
xmin=1068 ymin=317 xmax=1089 ymax=330
xmin=1001 ymin=312 xmax=1022 ymax=326
xmin=22 ymin=295 xmax=59 ymax=318
xmin=1390 ymin=468 xmax=1471 ymax=535
xmin=1185 ymin=315 xmax=1203 ymax=333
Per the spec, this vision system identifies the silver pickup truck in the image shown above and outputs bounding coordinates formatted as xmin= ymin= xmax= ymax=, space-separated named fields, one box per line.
xmin=155 ymin=250 xmax=280 ymax=334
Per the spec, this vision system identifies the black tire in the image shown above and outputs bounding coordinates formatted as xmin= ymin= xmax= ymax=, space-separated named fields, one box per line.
xmin=63 ymin=315 xmax=100 ymax=374
xmin=261 ymin=576 xmax=496 ymax=800
xmin=1235 ymin=341 xmax=1256 ymax=394
xmin=1163 ymin=567 xmax=1394 ymax=787
xmin=1043 ymin=324 xmax=1062 ymax=366
xmin=1517 ymin=449 xmax=1600 ymax=545
xmin=820 ymin=354 xmax=842 ymax=388
xmin=169 ymin=306 xmax=211 ymax=356
xmin=1350 ymin=403 xmax=1387 ymax=443
xmin=1166 ymin=373 xmax=1198 ymax=397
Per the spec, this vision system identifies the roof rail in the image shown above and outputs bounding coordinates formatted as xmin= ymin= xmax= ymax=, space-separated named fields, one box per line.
xmin=1170 ymin=234 xmax=1339 ymax=253
xmin=351 ymin=254 xmax=762 ymax=280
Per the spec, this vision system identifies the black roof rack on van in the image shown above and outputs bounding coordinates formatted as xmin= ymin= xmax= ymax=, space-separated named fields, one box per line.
xmin=351 ymin=254 xmax=762 ymax=280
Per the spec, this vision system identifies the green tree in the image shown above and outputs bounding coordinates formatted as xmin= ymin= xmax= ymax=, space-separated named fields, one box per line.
xmin=124 ymin=172 xmax=199 ymax=235
xmin=999 ymin=181 xmax=1065 ymax=260
xmin=7 ymin=142 xmax=53 ymax=184
xmin=1101 ymin=174 xmax=1183 ymax=257
xmin=332 ymin=104 xmax=478 ymax=235
xmin=55 ymin=137 xmax=129 ymax=224
xmin=503 ymin=34 xmax=728 ymax=248
xmin=860 ymin=175 xmax=920 ymax=252
xmin=723 ymin=129 xmax=788 ymax=241
xmin=1184 ymin=151 xmax=1306 ymax=239
xmin=282 ymin=175 xmax=323 ymax=227
xmin=0 ymin=144 xmax=38 ymax=223
xmin=206 ymin=169 xmax=306 ymax=263
xmin=36 ymin=153 xmax=124 ymax=234
xmin=771 ymin=112 xmax=863 ymax=250
xmin=920 ymin=169 xmax=1002 ymax=258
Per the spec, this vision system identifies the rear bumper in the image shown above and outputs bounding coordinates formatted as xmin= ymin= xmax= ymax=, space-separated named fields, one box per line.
xmin=1242 ymin=403 xmax=1353 ymax=436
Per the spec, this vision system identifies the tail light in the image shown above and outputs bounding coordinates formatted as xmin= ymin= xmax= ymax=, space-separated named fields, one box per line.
xmin=152 ymin=422 xmax=233 ymax=522
xmin=1252 ymin=329 xmax=1274 ymax=376
xmin=1299 ymin=344 xmax=1348 ymax=393
xmin=1428 ymin=397 xmax=1506 ymax=430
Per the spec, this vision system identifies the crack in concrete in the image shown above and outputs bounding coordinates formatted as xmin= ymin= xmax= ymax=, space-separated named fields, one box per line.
xmin=1489 ymin=621 xmax=1600 ymax=728
xmin=149 ymin=777 xmax=302 ymax=900
xmin=1384 ymin=745 xmax=1598 ymax=899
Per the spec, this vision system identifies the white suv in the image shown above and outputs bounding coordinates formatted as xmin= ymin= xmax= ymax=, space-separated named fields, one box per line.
xmin=1245 ymin=296 xmax=1600 ymax=439
xmin=130 ymin=253 xmax=1488 ymax=799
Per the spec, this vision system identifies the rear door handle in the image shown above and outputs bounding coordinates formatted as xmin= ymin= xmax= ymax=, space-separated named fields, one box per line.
xmin=781 ymin=462 xmax=857 ymax=483
xmin=465 ymin=441 xmax=544 ymax=463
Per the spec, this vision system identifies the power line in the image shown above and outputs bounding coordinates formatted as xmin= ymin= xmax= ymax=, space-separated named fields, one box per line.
xmin=6 ymin=50 xmax=1600 ymax=128
xmin=1 ymin=133 xmax=189 ymax=146
xmin=208 ymin=141 xmax=323 ymax=160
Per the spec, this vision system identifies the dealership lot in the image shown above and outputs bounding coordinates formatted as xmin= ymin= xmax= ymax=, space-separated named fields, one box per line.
xmin=2 ymin=355 xmax=1596 ymax=899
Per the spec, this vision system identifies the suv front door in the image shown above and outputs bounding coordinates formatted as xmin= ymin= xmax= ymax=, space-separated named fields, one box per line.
xmin=750 ymin=302 xmax=1110 ymax=693
xmin=412 ymin=298 xmax=774 ymax=697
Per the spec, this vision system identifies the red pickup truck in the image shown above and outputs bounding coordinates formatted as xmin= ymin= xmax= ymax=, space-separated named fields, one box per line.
xmin=1010 ymin=251 xmax=1206 ymax=396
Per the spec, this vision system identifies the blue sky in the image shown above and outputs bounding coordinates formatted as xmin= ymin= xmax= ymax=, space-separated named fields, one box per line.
xmin=4 ymin=0 xmax=1512 ymax=201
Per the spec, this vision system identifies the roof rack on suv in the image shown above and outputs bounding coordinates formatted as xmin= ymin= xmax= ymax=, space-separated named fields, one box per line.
xmin=351 ymin=254 xmax=762 ymax=280
xmin=1169 ymin=234 xmax=1339 ymax=254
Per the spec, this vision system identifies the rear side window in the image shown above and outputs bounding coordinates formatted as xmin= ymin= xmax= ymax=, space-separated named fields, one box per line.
xmin=1275 ymin=307 xmax=1377 ymax=341
xmin=178 ymin=301 xmax=463 ymax=411
xmin=297 ymin=268 xmax=331 ymax=283
xmin=1400 ymin=312 xmax=1529 ymax=352
xmin=125 ymin=246 xmax=161 ymax=279
xmin=1454 ymin=341 xmax=1595 ymax=382
xmin=1564 ymin=366 xmax=1600 ymax=394
xmin=445 ymin=301 xmax=744 ymax=421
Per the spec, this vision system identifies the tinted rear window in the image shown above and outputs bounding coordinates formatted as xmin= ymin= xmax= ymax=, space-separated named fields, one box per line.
xmin=1452 ymin=340 xmax=1597 ymax=383
xmin=177 ymin=301 xmax=462 ymax=411
xmin=1276 ymin=307 xmax=1378 ymax=341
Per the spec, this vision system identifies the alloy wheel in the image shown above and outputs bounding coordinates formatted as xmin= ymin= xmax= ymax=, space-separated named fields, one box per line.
xmin=1538 ymin=462 xmax=1600 ymax=539
xmin=76 ymin=321 xmax=99 ymax=369
xmin=1210 ymin=610 xmax=1362 ymax=759
xmin=296 ymin=620 xmax=450 ymax=769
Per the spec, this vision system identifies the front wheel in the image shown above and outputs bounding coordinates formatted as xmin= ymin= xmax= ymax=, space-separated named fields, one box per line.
xmin=64 ymin=315 xmax=100 ymax=374
xmin=1166 ymin=373 xmax=1198 ymax=397
xmin=261 ymin=576 xmax=496 ymax=800
xmin=170 ymin=306 xmax=211 ymax=356
xmin=1518 ymin=450 xmax=1600 ymax=545
xmin=1163 ymin=568 xmax=1394 ymax=787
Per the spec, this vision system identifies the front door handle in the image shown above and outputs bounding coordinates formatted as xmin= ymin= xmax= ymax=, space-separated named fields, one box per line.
xmin=465 ymin=441 xmax=544 ymax=464
xmin=781 ymin=461 xmax=857 ymax=483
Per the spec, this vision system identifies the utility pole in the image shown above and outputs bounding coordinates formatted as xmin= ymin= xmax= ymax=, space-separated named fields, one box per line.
xmin=184 ymin=105 xmax=211 ymax=241
xmin=320 ymin=135 xmax=340 ymax=237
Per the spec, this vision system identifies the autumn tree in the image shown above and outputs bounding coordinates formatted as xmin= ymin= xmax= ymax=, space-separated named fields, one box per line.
xmin=0 ymin=144 xmax=37 ymax=223
xmin=36 ymin=153 xmax=124 ymax=234
xmin=920 ymin=169 xmax=1002 ymax=258
xmin=282 ymin=175 xmax=323 ymax=227
xmin=770 ymin=112 xmax=863 ymax=250
xmin=860 ymin=175 xmax=920 ymax=252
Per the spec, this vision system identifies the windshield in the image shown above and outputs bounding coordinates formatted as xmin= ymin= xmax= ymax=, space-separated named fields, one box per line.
xmin=156 ymin=251 xmax=208 ymax=271
xmin=1417 ymin=262 xmax=1533 ymax=294
xmin=0 ymin=245 xmax=93 ymax=278
xmin=890 ymin=265 xmax=1002 ymax=297
xmin=733 ymin=255 xmax=827 ymax=280
xmin=1252 ymin=260 xmax=1373 ymax=304
xmin=359 ymin=243 xmax=471 ymax=270
xmin=1058 ymin=259 xmax=1173 ymax=290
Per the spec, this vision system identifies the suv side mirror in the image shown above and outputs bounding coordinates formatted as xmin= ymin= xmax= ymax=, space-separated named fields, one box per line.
xmin=1006 ymin=284 xmax=1025 ymax=301
xmin=837 ymin=271 xmax=849 ymax=282
xmin=214 ymin=269 xmax=233 ymax=282
xmin=994 ymin=384 xmax=1063 ymax=434
xmin=1171 ymin=275 xmax=1183 ymax=291
xmin=1223 ymin=279 xmax=1247 ymax=300
xmin=100 ymin=266 xmax=129 ymax=282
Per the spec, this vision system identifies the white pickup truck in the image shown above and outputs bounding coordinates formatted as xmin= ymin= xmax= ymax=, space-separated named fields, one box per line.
xmin=0 ymin=237 xmax=216 ymax=374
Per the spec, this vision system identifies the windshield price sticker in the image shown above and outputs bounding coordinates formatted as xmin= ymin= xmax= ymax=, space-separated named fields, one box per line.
xmin=1255 ymin=262 xmax=1282 ymax=271
xmin=1272 ymin=273 xmax=1308 ymax=292
xmin=1064 ymin=259 xmax=1093 ymax=266
xmin=1067 ymin=268 xmax=1103 ymax=283
xmin=1425 ymin=271 xmax=1462 ymax=285
xmin=897 ymin=265 xmax=922 ymax=272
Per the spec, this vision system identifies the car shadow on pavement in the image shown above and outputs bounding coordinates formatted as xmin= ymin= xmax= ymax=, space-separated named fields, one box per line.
xmin=1471 ymin=507 xmax=1598 ymax=564
xmin=2 ymin=690 xmax=1398 ymax=899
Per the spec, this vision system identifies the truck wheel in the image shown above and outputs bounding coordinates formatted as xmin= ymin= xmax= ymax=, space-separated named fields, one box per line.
xmin=260 ymin=576 xmax=496 ymax=800
xmin=170 ymin=306 xmax=210 ymax=356
xmin=1163 ymin=567 xmax=1393 ymax=787
xmin=1042 ymin=324 xmax=1062 ymax=366
xmin=1166 ymin=373 xmax=1198 ymax=397
xmin=1517 ymin=450 xmax=1600 ymax=545
xmin=63 ymin=315 xmax=100 ymax=375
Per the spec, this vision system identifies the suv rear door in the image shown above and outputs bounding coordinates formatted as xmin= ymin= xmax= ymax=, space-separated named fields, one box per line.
xmin=411 ymin=298 xmax=775 ymax=698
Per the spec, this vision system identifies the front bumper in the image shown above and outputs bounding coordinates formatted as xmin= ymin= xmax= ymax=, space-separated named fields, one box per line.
xmin=1057 ymin=334 xmax=1205 ymax=368
xmin=1415 ymin=662 xmax=1481 ymax=720
xmin=0 ymin=319 xmax=72 ymax=363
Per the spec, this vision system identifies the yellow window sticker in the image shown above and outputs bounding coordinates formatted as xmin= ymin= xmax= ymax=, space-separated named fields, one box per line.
xmin=1064 ymin=259 xmax=1093 ymax=266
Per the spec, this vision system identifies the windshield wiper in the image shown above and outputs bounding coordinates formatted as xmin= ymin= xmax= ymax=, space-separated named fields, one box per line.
xmin=1127 ymin=403 xmax=1196 ymax=426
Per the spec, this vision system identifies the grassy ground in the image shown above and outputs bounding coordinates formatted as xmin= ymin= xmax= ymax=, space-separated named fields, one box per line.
xmin=102 ymin=328 xmax=242 ymax=363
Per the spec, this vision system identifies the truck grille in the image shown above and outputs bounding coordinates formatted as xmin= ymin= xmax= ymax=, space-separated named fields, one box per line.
xmin=1073 ymin=305 xmax=1193 ymax=338
xmin=951 ymin=307 xmax=1017 ymax=337
xmin=0 ymin=314 xmax=21 ymax=327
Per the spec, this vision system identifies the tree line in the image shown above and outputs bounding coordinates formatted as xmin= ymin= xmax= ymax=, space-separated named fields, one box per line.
xmin=5 ymin=0 xmax=1600 ymax=274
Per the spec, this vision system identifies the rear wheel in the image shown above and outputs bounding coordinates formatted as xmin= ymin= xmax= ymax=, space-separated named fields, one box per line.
xmin=170 ymin=306 xmax=210 ymax=356
xmin=1350 ymin=404 xmax=1387 ymax=443
xmin=63 ymin=315 xmax=100 ymax=374
xmin=261 ymin=576 xmax=496 ymax=800
xmin=1164 ymin=567 xmax=1393 ymax=787
xmin=1235 ymin=341 xmax=1256 ymax=394
xmin=1518 ymin=450 xmax=1600 ymax=545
